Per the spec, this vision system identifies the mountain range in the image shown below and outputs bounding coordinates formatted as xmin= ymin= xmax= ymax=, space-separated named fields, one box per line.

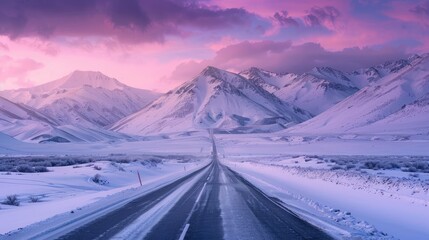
xmin=0 ymin=71 xmax=160 ymax=142
xmin=1 ymin=54 xmax=428 ymax=143
xmin=287 ymin=54 xmax=429 ymax=135
xmin=112 ymin=66 xmax=311 ymax=135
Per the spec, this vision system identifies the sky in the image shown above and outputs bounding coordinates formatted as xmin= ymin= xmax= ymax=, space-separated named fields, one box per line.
xmin=0 ymin=0 xmax=428 ymax=92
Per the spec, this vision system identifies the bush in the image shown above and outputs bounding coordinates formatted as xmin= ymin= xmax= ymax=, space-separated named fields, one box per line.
xmin=92 ymin=173 xmax=101 ymax=183
xmin=28 ymin=195 xmax=42 ymax=203
xmin=91 ymin=174 xmax=108 ymax=185
xmin=93 ymin=165 xmax=102 ymax=171
xmin=364 ymin=161 xmax=377 ymax=170
xmin=346 ymin=164 xmax=356 ymax=170
xmin=16 ymin=165 xmax=34 ymax=173
xmin=34 ymin=166 xmax=49 ymax=172
xmin=3 ymin=195 xmax=20 ymax=206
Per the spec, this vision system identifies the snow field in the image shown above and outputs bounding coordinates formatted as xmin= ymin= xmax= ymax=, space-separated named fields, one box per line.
xmin=0 ymin=156 xmax=210 ymax=238
xmin=222 ymin=156 xmax=429 ymax=240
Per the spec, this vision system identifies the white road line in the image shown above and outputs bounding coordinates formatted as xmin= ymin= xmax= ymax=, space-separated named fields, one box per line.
xmin=195 ymin=182 xmax=207 ymax=203
xmin=178 ymin=223 xmax=190 ymax=240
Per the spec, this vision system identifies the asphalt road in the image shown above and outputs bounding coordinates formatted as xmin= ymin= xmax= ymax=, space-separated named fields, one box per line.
xmin=54 ymin=135 xmax=333 ymax=240
xmin=144 ymin=136 xmax=333 ymax=240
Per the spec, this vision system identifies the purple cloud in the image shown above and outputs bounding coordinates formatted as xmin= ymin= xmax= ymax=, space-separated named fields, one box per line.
xmin=304 ymin=6 xmax=340 ymax=26
xmin=273 ymin=11 xmax=299 ymax=27
xmin=168 ymin=41 xmax=408 ymax=82
xmin=410 ymin=1 xmax=429 ymax=17
xmin=0 ymin=0 xmax=263 ymax=42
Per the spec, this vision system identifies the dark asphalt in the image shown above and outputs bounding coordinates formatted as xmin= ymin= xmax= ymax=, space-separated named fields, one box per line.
xmin=55 ymin=134 xmax=333 ymax=240
xmin=145 ymin=136 xmax=333 ymax=240
xmin=54 ymin=164 xmax=210 ymax=240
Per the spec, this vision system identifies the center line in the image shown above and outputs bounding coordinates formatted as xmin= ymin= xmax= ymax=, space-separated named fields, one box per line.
xmin=195 ymin=182 xmax=207 ymax=203
xmin=178 ymin=223 xmax=190 ymax=240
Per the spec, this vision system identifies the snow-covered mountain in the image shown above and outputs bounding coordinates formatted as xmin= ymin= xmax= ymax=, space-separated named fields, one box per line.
xmin=240 ymin=67 xmax=359 ymax=115
xmin=0 ymin=71 xmax=161 ymax=128
xmin=0 ymin=96 xmax=132 ymax=143
xmin=287 ymin=54 xmax=429 ymax=134
xmin=239 ymin=67 xmax=298 ymax=93
xmin=355 ymin=93 xmax=429 ymax=134
xmin=112 ymin=66 xmax=311 ymax=135
xmin=346 ymin=54 xmax=423 ymax=88
xmin=0 ymin=96 xmax=59 ymax=142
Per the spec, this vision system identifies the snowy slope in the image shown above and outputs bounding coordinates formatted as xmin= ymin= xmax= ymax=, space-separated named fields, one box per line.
xmin=0 ymin=71 xmax=161 ymax=127
xmin=353 ymin=93 xmax=429 ymax=134
xmin=288 ymin=54 xmax=429 ymax=134
xmin=113 ymin=66 xmax=311 ymax=135
xmin=0 ymin=96 xmax=132 ymax=143
xmin=239 ymin=67 xmax=298 ymax=93
xmin=241 ymin=67 xmax=359 ymax=115
xmin=0 ymin=132 xmax=29 ymax=153
xmin=347 ymin=54 xmax=422 ymax=88
xmin=0 ymin=96 xmax=62 ymax=142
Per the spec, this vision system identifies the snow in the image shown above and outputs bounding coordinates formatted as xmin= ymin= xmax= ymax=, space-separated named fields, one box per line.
xmin=288 ymin=54 xmax=429 ymax=134
xmin=240 ymin=66 xmax=359 ymax=116
xmin=0 ymin=157 xmax=210 ymax=237
xmin=215 ymin=133 xmax=429 ymax=156
xmin=0 ymin=71 xmax=161 ymax=128
xmin=113 ymin=66 xmax=310 ymax=135
xmin=1 ymin=54 xmax=429 ymax=239
xmin=112 ymin=168 xmax=209 ymax=239
xmin=221 ymin=154 xmax=429 ymax=240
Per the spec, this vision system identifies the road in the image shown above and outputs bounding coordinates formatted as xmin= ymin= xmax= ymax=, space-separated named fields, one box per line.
xmin=44 ymin=134 xmax=333 ymax=240
xmin=144 ymin=134 xmax=332 ymax=240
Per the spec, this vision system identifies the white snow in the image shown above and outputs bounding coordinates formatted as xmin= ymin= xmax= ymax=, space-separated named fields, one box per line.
xmin=0 ymin=71 xmax=161 ymax=128
xmin=223 ymin=155 xmax=429 ymax=239
xmin=0 ymin=157 xmax=210 ymax=237
xmin=288 ymin=54 xmax=429 ymax=134
xmin=113 ymin=66 xmax=310 ymax=135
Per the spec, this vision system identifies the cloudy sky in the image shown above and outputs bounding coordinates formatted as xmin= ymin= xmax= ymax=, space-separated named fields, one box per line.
xmin=0 ymin=0 xmax=428 ymax=91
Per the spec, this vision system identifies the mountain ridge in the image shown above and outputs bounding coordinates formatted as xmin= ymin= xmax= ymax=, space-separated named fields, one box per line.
xmin=112 ymin=66 xmax=311 ymax=135
xmin=0 ymin=71 xmax=161 ymax=128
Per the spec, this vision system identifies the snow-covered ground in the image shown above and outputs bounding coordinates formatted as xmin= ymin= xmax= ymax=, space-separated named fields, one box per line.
xmin=0 ymin=134 xmax=212 ymax=156
xmin=0 ymin=153 xmax=210 ymax=237
xmin=216 ymin=133 xmax=429 ymax=156
xmin=1 ymin=133 xmax=428 ymax=239
xmin=223 ymin=153 xmax=429 ymax=239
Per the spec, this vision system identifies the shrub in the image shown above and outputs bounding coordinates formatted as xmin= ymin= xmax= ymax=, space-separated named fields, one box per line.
xmin=16 ymin=165 xmax=34 ymax=173
xmin=34 ymin=166 xmax=49 ymax=172
xmin=364 ymin=161 xmax=377 ymax=169
xmin=346 ymin=164 xmax=355 ymax=170
xmin=91 ymin=174 xmax=108 ymax=185
xmin=28 ymin=195 xmax=42 ymax=203
xmin=3 ymin=195 xmax=20 ymax=206
xmin=92 ymin=173 xmax=101 ymax=183
xmin=93 ymin=165 xmax=102 ymax=171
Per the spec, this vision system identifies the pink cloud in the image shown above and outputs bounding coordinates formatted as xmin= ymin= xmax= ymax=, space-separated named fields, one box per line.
xmin=0 ymin=55 xmax=44 ymax=90
xmin=385 ymin=0 xmax=429 ymax=26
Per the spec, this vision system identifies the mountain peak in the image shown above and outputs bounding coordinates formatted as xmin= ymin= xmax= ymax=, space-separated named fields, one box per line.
xmin=200 ymin=66 xmax=224 ymax=77
xmin=59 ymin=70 xmax=124 ymax=90
xmin=241 ymin=67 xmax=269 ymax=76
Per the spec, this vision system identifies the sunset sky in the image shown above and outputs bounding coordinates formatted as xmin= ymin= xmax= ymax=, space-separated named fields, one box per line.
xmin=0 ymin=0 xmax=428 ymax=92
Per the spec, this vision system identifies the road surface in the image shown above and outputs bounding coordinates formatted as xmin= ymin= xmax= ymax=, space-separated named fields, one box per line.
xmin=143 ymin=134 xmax=332 ymax=240
xmin=27 ymin=134 xmax=333 ymax=240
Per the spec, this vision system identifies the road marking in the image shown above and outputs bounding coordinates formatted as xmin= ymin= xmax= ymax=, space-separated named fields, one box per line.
xmin=195 ymin=182 xmax=207 ymax=203
xmin=178 ymin=223 xmax=190 ymax=240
